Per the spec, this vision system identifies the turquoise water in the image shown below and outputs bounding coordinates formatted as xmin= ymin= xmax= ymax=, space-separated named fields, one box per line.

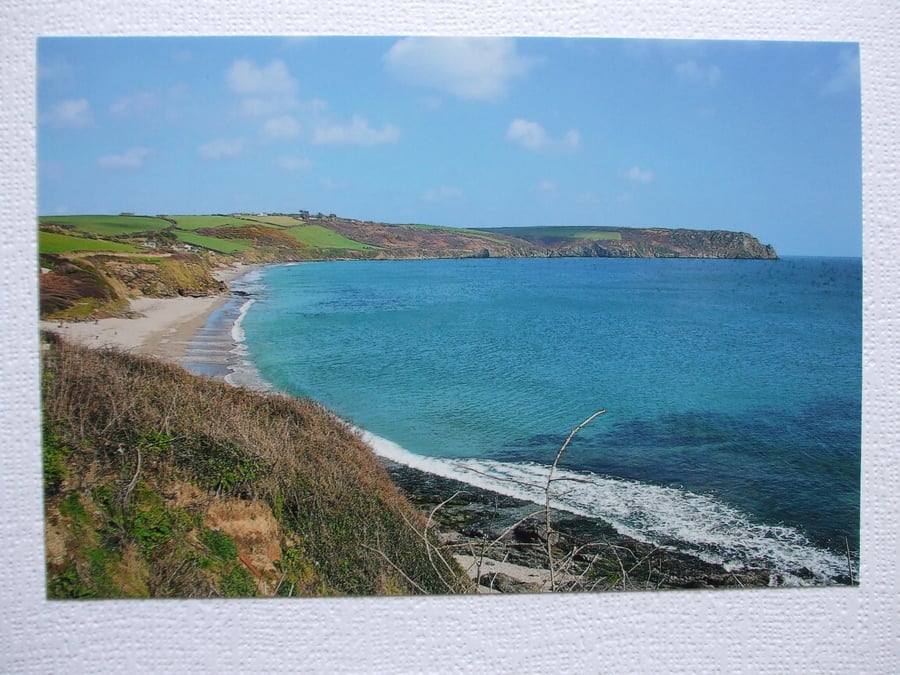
xmin=224 ymin=257 xmax=861 ymax=584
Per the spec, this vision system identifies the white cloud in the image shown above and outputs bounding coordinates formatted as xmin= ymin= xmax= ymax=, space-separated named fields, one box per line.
xmin=109 ymin=91 xmax=159 ymax=117
xmin=561 ymin=130 xmax=581 ymax=151
xmin=227 ymin=59 xmax=297 ymax=96
xmin=238 ymin=98 xmax=284 ymax=117
xmin=278 ymin=156 xmax=312 ymax=171
xmin=197 ymin=137 xmax=246 ymax=160
xmin=422 ymin=186 xmax=463 ymax=201
xmin=506 ymin=119 xmax=580 ymax=154
xmin=823 ymin=50 xmax=860 ymax=95
xmin=675 ymin=60 xmax=722 ymax=86
xmin=537 ymin=180 xmax=558 ymax=195
xmin=263 ymin=115 xmax=301 ymax=140
xmin=384 ymin=37 xmax=536 ymax=101
xmin=313 ymin=116 xmax=399 ymax=146
xmin=97 ymin=147 xmax=153 ymax=169
xmin=42 ymin=98 xmax=93 ymax=128
xmin=624 ymin=166 xmax=654 ymax=184
xmin=227 ymin=59 xmax=299 ymax=116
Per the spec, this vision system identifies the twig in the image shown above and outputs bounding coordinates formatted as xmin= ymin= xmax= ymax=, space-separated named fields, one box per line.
xmin=121 ymin=446 xmax=142 ymax=507
xmin=273 ymin=572 xmax=287 ymax=596
xmin=360 ymin=542 xmax=428 ymax=594
xmin=164 ymin=557 xmax=190 ymax=588
xmin=397 ymin=510 xmax=464 ymax=593
xmin=844 ymin=536 xmax=855 ymax=586
xmin=545 ymin=409 xmax=606 ymax=591
xmin=450 ymin=464 xmax=546 ymax=493
xmin=609 ymin=543 xmax=629 ymax=589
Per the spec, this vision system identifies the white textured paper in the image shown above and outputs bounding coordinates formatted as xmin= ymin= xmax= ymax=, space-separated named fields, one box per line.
xmin=3 ymin=1 xmax=897 ymax=672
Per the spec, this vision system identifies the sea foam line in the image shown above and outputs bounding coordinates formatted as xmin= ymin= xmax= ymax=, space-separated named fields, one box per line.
xmin=221 ymin=271 xmax=273 ymax=391
xmin=360 ymin=429 xmax=853 ymax=585
xmin=219 ymin=268 xmax=851 ymax=585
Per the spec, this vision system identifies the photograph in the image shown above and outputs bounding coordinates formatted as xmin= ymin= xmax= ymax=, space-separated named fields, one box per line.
xmin=37 ymin=36 xmax=861 ymax=599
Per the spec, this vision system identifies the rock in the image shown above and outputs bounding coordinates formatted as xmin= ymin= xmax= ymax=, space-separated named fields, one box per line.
xmin=482 ymin=572 xmax=542 ymax=594
xmin=513 ymin=518 xmax=560 ymax=546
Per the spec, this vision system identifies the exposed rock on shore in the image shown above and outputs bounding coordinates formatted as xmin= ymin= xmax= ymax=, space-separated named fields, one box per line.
xmin=382 ymin=460 xmax=772 ymax=593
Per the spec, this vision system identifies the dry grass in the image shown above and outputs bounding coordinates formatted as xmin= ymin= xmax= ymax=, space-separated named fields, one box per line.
xmin=42 ymin=334 xmax=470 ymax=598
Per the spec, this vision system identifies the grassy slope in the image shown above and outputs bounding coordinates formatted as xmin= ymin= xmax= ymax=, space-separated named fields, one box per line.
xmin=224 ymin=216 xmax=376 ymax=250
xmin=241 ymin=215 xmax=304 ymax=227
xmin=168 ymin=215 xmax=258 ymax=230
xmin=39 ymin=215 xmax=172 ymax=236
xmin=39 ymin=231 xmax=141 ymax=254
xmin=42 ymin=335 xmax=469 ymax=598
xmin=173 ymin=230 xmax=253 ymax=253
xmin=282 ymin=225 xmax=377 ymax=250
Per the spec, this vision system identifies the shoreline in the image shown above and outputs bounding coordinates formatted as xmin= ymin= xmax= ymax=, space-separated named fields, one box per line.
xmin=38 ymin=260 xmax=789 ymax=592
xmin=39 ymin=263 xmax=255 ymax=366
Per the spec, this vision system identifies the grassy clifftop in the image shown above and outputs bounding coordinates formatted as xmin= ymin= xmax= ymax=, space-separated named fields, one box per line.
xmin=39 ymin=251 xmax=225 ymax=321
xmin=42 ymin=334 xmax=470 ymax=598
xmin=37 ymin=212 xmax=777 ymax=320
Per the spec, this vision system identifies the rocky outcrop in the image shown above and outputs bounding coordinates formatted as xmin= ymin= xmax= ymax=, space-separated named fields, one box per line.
xmin=94 ymin=252 xmax=226 ymax=298
xmin=327 ymin=218 xmax=776 ymax=260
xmin=552 ymin=229 xmax=777 ymax=259
xmin=39 ymin=251 xmax=226 ymax=320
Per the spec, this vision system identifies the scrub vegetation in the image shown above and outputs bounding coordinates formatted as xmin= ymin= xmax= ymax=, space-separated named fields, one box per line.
xmin=42 ymin=334 xmax=471 ymax=598
xmin=37 ymin=210 xmax=776 ymax=322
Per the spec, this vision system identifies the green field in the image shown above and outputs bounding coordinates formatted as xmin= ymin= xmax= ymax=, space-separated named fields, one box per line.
xmin=403 ymin=223 xmax=510 ymax=245
xmin=39 ymin=231 xmax=141 ymax=254
xmin=283 ymin=225 xmax=376 ymax=250
xmin=243 ymin=215 xmax=305 ymax=228
xmin=168 ymin=215 xmax=257 ymax=230
xmin=39 ymin=215 xmax=172 ymax=236
xmin=173 ymin=230 xmax=253 ymax=253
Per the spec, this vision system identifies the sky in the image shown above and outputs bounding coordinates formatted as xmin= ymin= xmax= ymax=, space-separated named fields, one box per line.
xmin=37 ymin=37 xmax=862 ymax=256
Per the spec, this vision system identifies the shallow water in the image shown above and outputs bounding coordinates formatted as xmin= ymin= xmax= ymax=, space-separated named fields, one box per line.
xmin=212 ymin=257 xmax=861 ymax=584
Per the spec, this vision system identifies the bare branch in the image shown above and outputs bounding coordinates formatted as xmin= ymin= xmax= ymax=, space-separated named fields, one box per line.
xmin=545 ymin=409 xmax=606 ymax=591
xmin=360 ymin=542 xmax=428 ymax=594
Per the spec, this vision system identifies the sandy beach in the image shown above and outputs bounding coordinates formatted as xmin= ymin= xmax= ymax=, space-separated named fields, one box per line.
xmin=38 ymin=261 xmax=576 ymax=591
xmin=39 ymin=259 xmax=761 ymax=593
xmin=38 ymin=264 xmax=253 ymax=364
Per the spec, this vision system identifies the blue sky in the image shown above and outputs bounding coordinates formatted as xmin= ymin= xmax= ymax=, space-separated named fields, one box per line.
xmin=37 ymin=37 xmax=861 ymax=256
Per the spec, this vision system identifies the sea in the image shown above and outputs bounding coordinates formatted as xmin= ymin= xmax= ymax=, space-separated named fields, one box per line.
xmin=185 ymin=256 xmax=862 ymax=585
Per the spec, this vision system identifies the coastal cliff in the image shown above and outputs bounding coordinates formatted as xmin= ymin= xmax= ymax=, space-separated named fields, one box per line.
xmin=42 ymin=333 xmax=770 ymax=597
xmin=42 ymin=334 xmax=471 ymax=598
xmin=38 ymin=212 xmax=777 ymax=321
xmin=547 ymin=228 xmax=779 ymax=259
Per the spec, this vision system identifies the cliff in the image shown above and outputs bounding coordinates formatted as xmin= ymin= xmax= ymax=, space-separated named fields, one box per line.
xmin=42 ymin=334 xmax=470 ymax=598
xmin=38 ymin=213 xmax=777 ymax=320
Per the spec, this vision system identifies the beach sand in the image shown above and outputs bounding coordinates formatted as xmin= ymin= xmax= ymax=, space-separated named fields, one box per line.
xmin=40 ymin=260 xmax=741 ymax=593
xmin=38 ymin=261 xmax=572 ymax=591
xmin=38 ymin=264 xmax=252 ymax=364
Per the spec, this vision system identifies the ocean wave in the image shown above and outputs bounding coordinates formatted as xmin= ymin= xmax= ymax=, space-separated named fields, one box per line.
xmin=219 ymin=265 xmax=853 ymax=585
xmin=222 ymin=275 xmax=273 ymax=392
xmin=359 ymin=429 xmax=853 ymax=585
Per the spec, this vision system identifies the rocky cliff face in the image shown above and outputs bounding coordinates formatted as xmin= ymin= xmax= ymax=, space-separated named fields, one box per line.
xmin=552 ymin=229 xmax=777 ymax=259
xmin=327 ymin=219 xmax=777 ymax=260
xmin=39 ymin=251 xmax=226 ymax=320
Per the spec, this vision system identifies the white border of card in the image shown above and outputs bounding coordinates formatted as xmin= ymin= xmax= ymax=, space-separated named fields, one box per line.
xmin=4 ymin=1 xmax=897 ymax=672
